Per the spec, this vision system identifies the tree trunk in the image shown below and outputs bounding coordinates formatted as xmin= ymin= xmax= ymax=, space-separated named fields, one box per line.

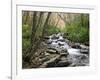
xmin=24 ymin=11 xmax=29 ymax=25
xmin=42 ymin=12 xmax=51 ymax=37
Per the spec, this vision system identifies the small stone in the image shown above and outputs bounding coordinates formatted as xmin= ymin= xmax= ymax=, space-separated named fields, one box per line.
xmin=80 ymin=49 xmax=89 ymax=54
xmin=41 ymin=57 xmax=50 ymax=62
xmin=60 ymin=56 xmax=67 ymax=61
xmin=58 ymin=39 xmax=65 ymax=42
xmin=46 ymin=40 xmax=53 ymax=44
xmin=46 ymin=49 xmax=57 ymax=54
xmin=58 ymin=43 xmax=64 ymax=46
xmin=80 ymin=44 xmax=89 ymax=49
xmin=60 ymin=53 xmax=68 ymax=56
xmin=45 ymin=52 xmax=50 ymax=56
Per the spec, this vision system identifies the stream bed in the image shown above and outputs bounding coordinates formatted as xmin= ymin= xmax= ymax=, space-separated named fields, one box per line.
xmin=30 ymin=33 xmax=89 ymax=68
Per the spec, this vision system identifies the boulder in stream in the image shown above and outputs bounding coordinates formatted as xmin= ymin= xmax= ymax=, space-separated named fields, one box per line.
xmin=80 ymin=49 xmax=89 ymax=54
xmin=71 ymin=43 xmax=81 ymax=49
xmin=46 ymin=48 xmax=59 ymax=54
xmin=55 ymin=60 xmax=71 ymax=67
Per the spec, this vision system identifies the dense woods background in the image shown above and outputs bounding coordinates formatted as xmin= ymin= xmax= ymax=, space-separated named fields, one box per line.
xmin=22 ymin=11 xmax=89 ymax=68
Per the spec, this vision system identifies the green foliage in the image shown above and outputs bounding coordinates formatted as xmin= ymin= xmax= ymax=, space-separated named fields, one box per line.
xmin=22 ymin=24 xmax=31 ymax=54
xmin=46 ymin=25 xmax=61 ymax=35
xmin=63 ymin=14 xmax=89 ymax=43
xmin=61 ymin=14 xmax=89 ymax=43
xmin=65 ymin=25 xmax=89 ymax=43
xmin=22 ymin=25 xmax=31 ymax=38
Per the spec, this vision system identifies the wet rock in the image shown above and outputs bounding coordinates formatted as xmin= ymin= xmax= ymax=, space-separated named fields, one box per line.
xmin=49 ymin=46 xmax=68 ymax=54
xmin=41 ymin=57 xmax=50 ymax=63
xmin=84 ymin=42 xmax=89 ymax=46
xmin=70 ymin=63 xmax=86 ymax=66
xmin=40 ymin=55 xmax=60 ymax=67
xmin=49 ymin=42 xmax=59 ymax=48
xmin=55 ymin=60 xmax=71 ymax=67
xmin=80 ymin=49 xmax=89 ymax=54
xmin=51 ymin=34 xmax=59 ymax=40
xmin=65 ymin=39 xmax=70 ymax=43
xmin=67 ymin=54 xmax=89 ymax=67
xmin=80 ymin=44 xmax=89 ymax=49
xmin=79 ymin=55 xmax=88 ymax=60
xmin=58 ymin=42 xmax=64 ymax=46
xmin=69 ymin=63 xmax=77 ymax=67
xmin=46 ymin=39 xmax=53 ymax=44
xmin=52 ymin=39 xmax=58 ymax=42
xmin=60 ymin=47 xmax=68 ymax=53
xmin=58 ymin=39 xmax=65 ymax=42
xmin=59 ymin=36 xmax=64 ymax=41
xmin=71 ymin=43 xmax=81 ymax=49
xmin=46 ymin=48 xmax=59 ymax=54
xmin=58 ymin=41 xmax=66 ymax=45
xmin=41 ymin=42 xmax=47 ymax=46
xmin=46 ymin=49 xmax=57 ymax=54
xmin=44 ymin=52 xmax=50 ymax=56
xmin=52 ymin=47 xmax=63 ymax=53
xmin=60 ymin=52 xmax=68 ymax=56
xmin=60 ymin=56 xmax=67 ymax=61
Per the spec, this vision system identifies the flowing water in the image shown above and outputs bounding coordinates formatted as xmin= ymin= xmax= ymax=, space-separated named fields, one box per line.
xmin=46 ymin=33 xmax=89 ymax=66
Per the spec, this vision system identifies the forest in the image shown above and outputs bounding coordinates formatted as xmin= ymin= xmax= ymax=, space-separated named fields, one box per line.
xmin=22 ymin=11 xmax=89 ymax=69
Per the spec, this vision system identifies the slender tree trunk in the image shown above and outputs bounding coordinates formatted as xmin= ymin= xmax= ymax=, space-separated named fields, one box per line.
xmin=42 ymin=12 xmax=51 ymax=37
xmin=30 ymin=12 xmax=37 ymax=51
xmin=30 ymin=12 xmax=44 ymax=53
xmin=55 ymin=17 xmax=60 ymax=27
xmin=24 ymin=11 xmax=29 ymax=25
